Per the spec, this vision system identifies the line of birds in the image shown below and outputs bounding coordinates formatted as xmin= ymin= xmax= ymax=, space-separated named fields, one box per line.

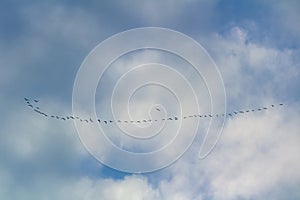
xmin=24 ymin=97 xmax=284 ymax=125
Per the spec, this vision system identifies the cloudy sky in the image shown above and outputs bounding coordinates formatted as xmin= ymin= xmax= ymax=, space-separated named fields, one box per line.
xmin=1 ymin=0 xmax=300 ymax=199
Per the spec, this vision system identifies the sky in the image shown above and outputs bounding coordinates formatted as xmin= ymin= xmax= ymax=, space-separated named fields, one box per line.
xmin=0 ymin=0 xmax=300 ymax=199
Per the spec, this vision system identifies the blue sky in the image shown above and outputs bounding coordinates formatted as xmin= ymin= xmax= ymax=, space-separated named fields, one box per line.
xmin=0 ymin=0 xmax=300 ymax=199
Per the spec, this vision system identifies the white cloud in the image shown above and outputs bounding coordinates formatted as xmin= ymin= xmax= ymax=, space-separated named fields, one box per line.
xmin=40 ymin=176 xmax=159 ymax=200
xmin=206 ymin=26 xmax=299 ymax=107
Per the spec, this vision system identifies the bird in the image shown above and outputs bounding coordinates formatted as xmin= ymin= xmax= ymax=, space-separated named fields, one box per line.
xmin=24 ymin=98 xmax=29 ymax=101
xmin=156 ymin=108 xmax=161 ymax=111
xmin=34 ymin=99 xmax=39 ymax=103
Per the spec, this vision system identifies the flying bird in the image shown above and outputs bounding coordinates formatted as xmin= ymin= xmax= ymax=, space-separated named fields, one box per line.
xmin=24 ymin=97 xmax=284 ymax=125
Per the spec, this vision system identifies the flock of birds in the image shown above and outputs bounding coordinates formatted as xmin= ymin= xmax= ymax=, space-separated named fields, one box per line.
xmin=24 ymin=97 xmax=284 ymax=125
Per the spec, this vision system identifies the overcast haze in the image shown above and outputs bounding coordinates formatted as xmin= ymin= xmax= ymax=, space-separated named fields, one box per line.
xmin=0 ymin=0 xmax=300 ymax=199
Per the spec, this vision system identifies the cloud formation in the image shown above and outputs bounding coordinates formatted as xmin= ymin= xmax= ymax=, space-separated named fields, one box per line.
xmin=0 ymin=0 xmax=299 ymax=199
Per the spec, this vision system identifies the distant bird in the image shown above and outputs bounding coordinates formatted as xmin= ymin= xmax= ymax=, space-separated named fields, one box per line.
xmin=34 ymin=109 xmax=41 ymax=114
xmin=97 ymin=119 xmax=101 ymax=122
xmin=104 ymin=120 xmax=107 ymax=124
xmin=168 ymin=118 xmax=172 ymax=120
xmin=24 ymin=98 xmax=29 ymax=101
xmin=89 ymin=118 xmax=93 ymax=123
xmin=34 ymin=99 xmax=39 ymax=103
xmin=174 ymin=117 xmax=178 ymax=120
xmin=156 ymin=108 xmax=161 ymax=111
xmin=279 ymin=103 xmax=283 ymax=106
xmin=28 ymin=104 xmax=33 ymax=108
xmin=239 ymin=111 xmax=244 ymax=113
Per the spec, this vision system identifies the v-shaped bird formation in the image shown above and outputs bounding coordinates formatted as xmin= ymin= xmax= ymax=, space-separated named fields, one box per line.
xmin=24 ymin=97 xmax=284 ymax=125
